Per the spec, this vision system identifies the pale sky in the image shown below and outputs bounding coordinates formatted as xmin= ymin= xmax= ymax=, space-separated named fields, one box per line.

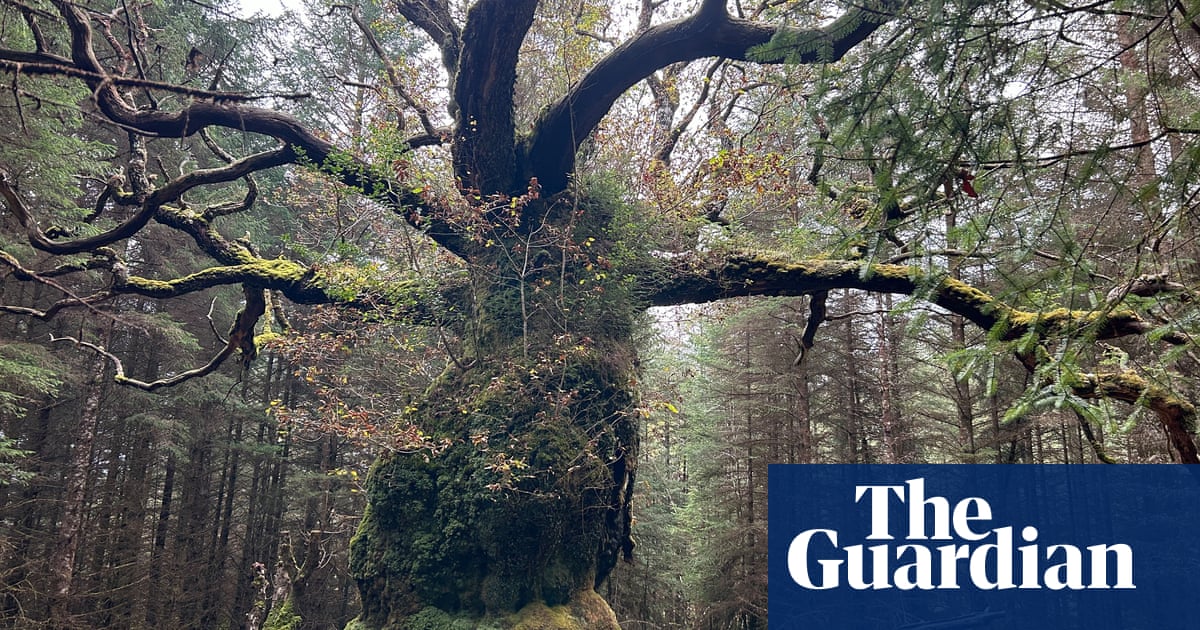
xmin=233 ymin=0 xmax=292 ymax=18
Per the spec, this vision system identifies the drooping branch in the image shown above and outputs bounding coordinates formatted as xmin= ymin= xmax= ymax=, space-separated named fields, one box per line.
xmin=1072 ymin=370 xmax=1198 ymax=463
xmin=522 ymin=1 xmax=896 ymax=194
xmin=49 ymin=285 xmax=267 ymax=391
xmin=792 ymin=290 xmax=827 ymax=367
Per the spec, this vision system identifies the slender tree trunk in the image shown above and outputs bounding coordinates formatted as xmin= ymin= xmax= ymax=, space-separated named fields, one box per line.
xmin=838 ymin=292 xmax=867 ymax=463
xmin=951 ymin=314 xmax=977 ymax=459
xmin=109 ymin=429 xmax=151 ymax=627
xmin=1117 ymin=16 xmax=1157 ymax=191
xmin=990 ymin=391 xmax=1005 ymax=463
xmin=791 ymin=360 xmax=813 ymax=463
xmin=47 ymin=344 xmax=108 ymax=626
xmin=144 ymin=452 xmax=175 ymax=628
xmin=1 ymin=406 xmax=52 ymax=623
xmin=877 ymin=295 xmax=903 ymax=463
xmin=943 ymin=212 xmax=978 ymax=460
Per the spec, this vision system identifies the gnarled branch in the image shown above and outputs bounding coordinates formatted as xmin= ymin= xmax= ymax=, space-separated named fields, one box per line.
xmin=49 ymin=284 xmax=266 ymax=391
xmin=31 ymin=0 xmax=473 ymax=258
xmin=522 ymin=2 xmax=895 ymax=195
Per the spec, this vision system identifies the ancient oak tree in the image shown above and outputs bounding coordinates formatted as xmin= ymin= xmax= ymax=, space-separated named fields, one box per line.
xmin=1 ymin=0 xmax=1197 ymax=628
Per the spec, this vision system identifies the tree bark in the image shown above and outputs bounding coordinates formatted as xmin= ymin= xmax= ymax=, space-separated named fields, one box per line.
xmin=47 ymin=343 xmax=107 ymax=626
xmin=144 ymin=452 xmax=175 ymax=628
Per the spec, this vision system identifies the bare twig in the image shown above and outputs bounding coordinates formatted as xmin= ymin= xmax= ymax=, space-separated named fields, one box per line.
xmin=0 ymin=58 xmax=311 ymax=101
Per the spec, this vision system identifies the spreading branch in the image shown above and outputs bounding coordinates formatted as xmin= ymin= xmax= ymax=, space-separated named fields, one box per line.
xmin=0 ymin=55 xmax=310 ymax=101
xmin=5 ymin=1 xmax=474 ymax=257
xmin=522 ymin=1 xmax=896 ymax=194
xmin=647 ymin=254 xmax=1188 ymax=344
xmin=645 ymin=252 xmax=1199 ymax=461
xmin=0 ymin=149 xmax=292 ymax=256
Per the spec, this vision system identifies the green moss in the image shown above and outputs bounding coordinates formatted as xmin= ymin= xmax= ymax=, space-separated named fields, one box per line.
xmin=263 ymin=598 xmax=301 ymax=630
xmin=999 ymin=307 xmax=1145 ymax=342
xmin=506 ymin=591 xmax=619 ymax=630
xmin=507 ymin=602 xmax=571 ymax=629
xmin=122 ymin=258 xmax=314 ymax=298
xmin=400 ymin=606 xmax=476 ymax=630
xmin=349 ymin=348 xmax=634 ymax=625
xmin=938 ymin=277 xmax=995 ymax=308
xmin=1006 ymin=307 xmax=1080 ymax=328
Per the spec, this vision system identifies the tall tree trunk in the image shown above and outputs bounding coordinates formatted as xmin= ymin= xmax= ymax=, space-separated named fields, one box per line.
xmin=1116 ymin=16 xmax=1157 ymax=192
xmin=144 ymin=452 xmax=175 ymax=628
xmin=945 ymin=211 xmax=978 ymax=460
xmin=877 ymin=295 xmax=903 ymax=463
xmin=836 ymin=292 xmax=868 ymax=463
xmin=790 ymin=360 xmax=814 ymax=464
xmin=47 ymin=343 xmax=108 ymax=626
xmin=1 ymin=406 xmax=53 ymax=623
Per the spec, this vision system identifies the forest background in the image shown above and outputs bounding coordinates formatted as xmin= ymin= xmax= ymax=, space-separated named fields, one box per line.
xmin=1 ymin=0 xmax=1199 ymax=628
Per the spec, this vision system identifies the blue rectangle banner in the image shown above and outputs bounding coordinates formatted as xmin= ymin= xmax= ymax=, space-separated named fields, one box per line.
xmin=768 ymin=465 xmax=1200 ymax=630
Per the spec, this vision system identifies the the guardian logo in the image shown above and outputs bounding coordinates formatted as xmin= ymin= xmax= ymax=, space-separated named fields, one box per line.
xmin=770 ymin=465 xmax=1200 ymax=629
xmin=787 ymin=478 xmax=1135 ymax=591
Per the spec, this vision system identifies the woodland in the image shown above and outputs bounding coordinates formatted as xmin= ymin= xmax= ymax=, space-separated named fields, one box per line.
xmin=0 ymin=0 xmax=1198 ymax=628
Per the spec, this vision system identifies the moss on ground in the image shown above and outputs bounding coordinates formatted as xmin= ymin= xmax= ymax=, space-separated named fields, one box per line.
xmin=344 ymin=590 xmax=618 ymax=630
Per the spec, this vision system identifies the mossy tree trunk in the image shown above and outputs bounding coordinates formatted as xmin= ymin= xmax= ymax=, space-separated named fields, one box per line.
xmin=348 ymin=195 xmax=637 ymax=629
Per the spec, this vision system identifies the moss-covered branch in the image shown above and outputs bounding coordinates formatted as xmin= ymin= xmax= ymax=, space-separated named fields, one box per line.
xmin=1071 ymin=370 xmax=1198 ymax=463
xmin=645 ymin=252 xmax=1199 ymax=461
xmin=646 ymin=253 xmax=1186 ymax=345
xmin=114 ymin=259 xmax=323 ymax=301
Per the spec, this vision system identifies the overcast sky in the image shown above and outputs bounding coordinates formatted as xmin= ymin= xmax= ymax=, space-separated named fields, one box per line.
xmin=234 ymin=0 xmax=292 ymax=18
